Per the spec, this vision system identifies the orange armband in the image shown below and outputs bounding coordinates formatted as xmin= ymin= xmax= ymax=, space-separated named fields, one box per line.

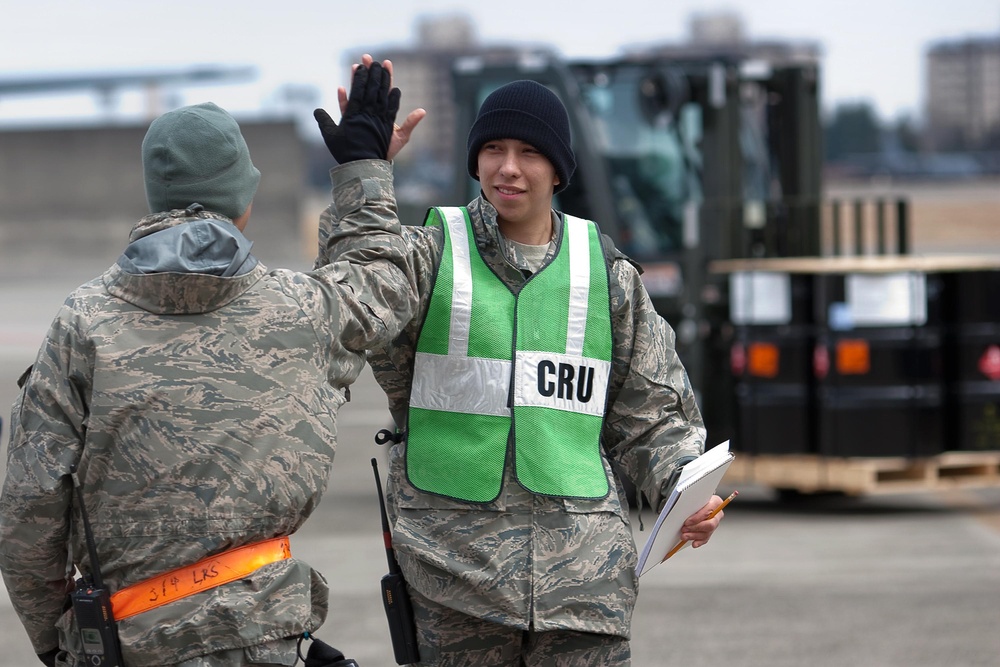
xmin=110 ymin=536 xmax=291 ymax=620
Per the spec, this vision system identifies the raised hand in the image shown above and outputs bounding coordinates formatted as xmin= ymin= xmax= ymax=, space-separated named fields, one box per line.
xmin=337 ymin=55 xmax=426 ymax=162
xmin=314 ymin=55 xmax=400 ymax=163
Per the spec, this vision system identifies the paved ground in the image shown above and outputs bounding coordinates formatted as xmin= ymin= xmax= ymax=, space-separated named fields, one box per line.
xmin=1 ymin=240 xmax=999 ymax=666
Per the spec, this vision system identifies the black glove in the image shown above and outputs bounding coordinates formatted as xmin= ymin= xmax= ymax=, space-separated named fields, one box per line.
xmin=314 ymin=61 xmax=401 ymax=163
xmin=304 ymin=636 xmax=360 ymax=667
xmin=37 ymin=648 xmax=59 ymax=667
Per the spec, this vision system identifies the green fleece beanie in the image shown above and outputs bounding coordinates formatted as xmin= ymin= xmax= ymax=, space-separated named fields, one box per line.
xmin=141 ymin=102 xmax=261 ymax=220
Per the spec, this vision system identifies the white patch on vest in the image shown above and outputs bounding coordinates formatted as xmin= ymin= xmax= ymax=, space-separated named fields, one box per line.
xmin=514 ymin=351 xmax=610 ymax=416
xmin=411 ymin=352 xmax=512 ymax=416
xmin=565 ymin=216 xmax=591 ymax=357
xmin=443 ymin=207 xmax=473 ymax=356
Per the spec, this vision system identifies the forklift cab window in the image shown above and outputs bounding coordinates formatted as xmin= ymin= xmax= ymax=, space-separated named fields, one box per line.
xmin=577 ymin=66 xmax=703 ymax=260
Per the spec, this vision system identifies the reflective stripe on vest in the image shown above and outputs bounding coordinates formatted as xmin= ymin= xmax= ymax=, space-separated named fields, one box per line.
xmin=406 ymin=207 xmax=612 ymax=502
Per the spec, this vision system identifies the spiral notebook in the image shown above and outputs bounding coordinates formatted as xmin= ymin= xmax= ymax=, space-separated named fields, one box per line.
xmin=636 ymin=441 xmax=734 ymax=577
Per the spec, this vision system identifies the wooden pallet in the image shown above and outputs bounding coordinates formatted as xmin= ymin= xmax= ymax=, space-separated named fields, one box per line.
xmin=725 ymin=451 xmax=1000 ymax=496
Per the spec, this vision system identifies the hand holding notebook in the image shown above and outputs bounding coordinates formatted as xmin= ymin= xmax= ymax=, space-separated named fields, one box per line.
xmin=635 ymin=441 xmax=735 ymax=576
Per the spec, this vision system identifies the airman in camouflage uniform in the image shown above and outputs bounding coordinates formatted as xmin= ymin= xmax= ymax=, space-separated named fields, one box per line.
xmin=319 ymin=77 xmax=725 ymax=665
xmin=0 ymin=60 xmax=415 ymax=666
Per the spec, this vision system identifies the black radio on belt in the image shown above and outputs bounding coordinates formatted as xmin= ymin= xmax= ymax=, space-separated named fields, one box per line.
xmin=70 ymin=467 xmax=124 ymax=667
xmin=371 ymin=456 xmax=420 ymax=665
xmin=71 ymin=583 xmax=121 ymax=666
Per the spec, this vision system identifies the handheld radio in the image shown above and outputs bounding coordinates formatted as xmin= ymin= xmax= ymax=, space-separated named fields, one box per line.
xmin=371 ymin=458 xmax=420 ymax=665
xmin=69 ymin=467 xmax=124 ymax=666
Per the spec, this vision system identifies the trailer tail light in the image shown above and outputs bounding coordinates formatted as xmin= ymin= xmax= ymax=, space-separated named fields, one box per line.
xmin=731 ymin=342 xmax=746 ymax=376
xmin=836 ymin=339 xmax=871 ymax=375
xmin=979 ymin=344 xmax=1000 ymax=381
xmin=813 ymin=343 xmax=829 ymax=380
xmin=748 ymin=342 xmax=780 ymax=378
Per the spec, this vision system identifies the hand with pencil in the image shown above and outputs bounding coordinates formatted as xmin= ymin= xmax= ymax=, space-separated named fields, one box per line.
xmin=680 ymin=491 xmax=734 ymax=549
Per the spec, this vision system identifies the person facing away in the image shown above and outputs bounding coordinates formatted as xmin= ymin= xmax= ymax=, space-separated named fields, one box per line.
xmin=0 ymin=60 xmax=417 ymax=667
xmin=316 ymin=76 xmax=726 ymax=665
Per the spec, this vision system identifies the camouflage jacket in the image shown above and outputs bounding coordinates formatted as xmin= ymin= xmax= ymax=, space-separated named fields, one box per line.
xmin=318 ymin=183 xmax=706 ymax=639
xmin=0 ymin=160 xmax=416 ymax=665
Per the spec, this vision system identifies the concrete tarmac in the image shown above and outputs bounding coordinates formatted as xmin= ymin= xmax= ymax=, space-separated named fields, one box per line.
xmin=1 ymin=252 xmax=999 ymax=666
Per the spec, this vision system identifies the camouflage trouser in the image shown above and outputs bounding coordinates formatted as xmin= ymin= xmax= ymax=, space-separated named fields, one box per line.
xmin=171 ymin=638 xmax=299 ymax=666
xmin=55 ymin=637 xmax=298 ymax=667
xmin=409 ymin=589 xmax=630 ymax=667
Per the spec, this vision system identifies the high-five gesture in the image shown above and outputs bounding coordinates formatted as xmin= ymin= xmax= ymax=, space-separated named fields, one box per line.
xmin=314 ymin=55 xmax=401 ymax=163
xmin=336 ymin=54 xmax=426 ymax=161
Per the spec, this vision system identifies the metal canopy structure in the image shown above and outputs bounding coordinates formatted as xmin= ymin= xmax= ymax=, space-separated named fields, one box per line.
xmin=0 ymin=65 xmax=257 ymax=119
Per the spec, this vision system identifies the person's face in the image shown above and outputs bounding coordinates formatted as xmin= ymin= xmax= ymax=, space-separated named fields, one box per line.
xmin=476 ymin=138 xmax=560 ymax=231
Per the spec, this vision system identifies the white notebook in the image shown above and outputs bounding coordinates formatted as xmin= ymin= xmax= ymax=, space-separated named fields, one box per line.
xmin=635 ymin=441 xmax=734 ymax=577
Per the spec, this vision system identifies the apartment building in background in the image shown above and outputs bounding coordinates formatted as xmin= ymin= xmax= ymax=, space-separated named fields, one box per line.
xmin=926 ymin=34 xmax=1000 ymax=150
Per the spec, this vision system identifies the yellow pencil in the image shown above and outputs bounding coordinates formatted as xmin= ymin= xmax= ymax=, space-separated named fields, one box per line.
xmin=661 ymin=490 xmax=738 ymax=563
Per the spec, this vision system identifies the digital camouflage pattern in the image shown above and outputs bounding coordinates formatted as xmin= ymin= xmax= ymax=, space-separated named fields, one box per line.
xmin=408 ymin=588 xmax=631 ymax=666
xmin=0 ymin=159 xmax=416 ymax=666
xmin=318 ymin=183 xmax=706 ymax=640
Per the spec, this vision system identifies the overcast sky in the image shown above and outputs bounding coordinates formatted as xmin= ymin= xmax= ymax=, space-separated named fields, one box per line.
xmin=1 ymin=0 xmax=996 ymax=124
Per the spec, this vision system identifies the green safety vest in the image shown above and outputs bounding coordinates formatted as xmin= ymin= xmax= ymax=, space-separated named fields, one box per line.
xmin=406 ymin=206 xmax=613 ymax=502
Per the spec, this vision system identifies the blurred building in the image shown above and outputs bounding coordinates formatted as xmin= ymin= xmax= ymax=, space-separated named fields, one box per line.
xmin=624 ymin=11 xmax=822 ymax=65
xmin=926 ymin=35 xmax=1000 ymax=150
xmin=0 ymin=117 xmax=308 ymax=266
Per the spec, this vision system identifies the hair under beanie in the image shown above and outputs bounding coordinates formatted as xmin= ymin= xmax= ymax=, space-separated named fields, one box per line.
xmin=467 ymin=80 xmax=576 ymax=194
xmin=142 ymin=102 xmax=261 ymax=220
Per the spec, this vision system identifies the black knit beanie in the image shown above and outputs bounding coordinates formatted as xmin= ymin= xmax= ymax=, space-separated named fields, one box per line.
xmin=467 ymin=80 xmax=576 ymax=194
xmin=142 ymin=102 xmax=261 ymax=221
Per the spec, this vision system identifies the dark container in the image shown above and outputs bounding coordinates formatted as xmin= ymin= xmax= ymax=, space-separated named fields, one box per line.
xmin=728 ymin=272 xmax=816 ymax=455
xmin=813 ymin=271 xmax=945 ymax=458
xmin=734 ymin=380 xmax=813 ymax=455
xmin=942 ymin=270 xmax=1000 ymax=451
xmin=814 ymin=382 xmax=944 ymax=458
